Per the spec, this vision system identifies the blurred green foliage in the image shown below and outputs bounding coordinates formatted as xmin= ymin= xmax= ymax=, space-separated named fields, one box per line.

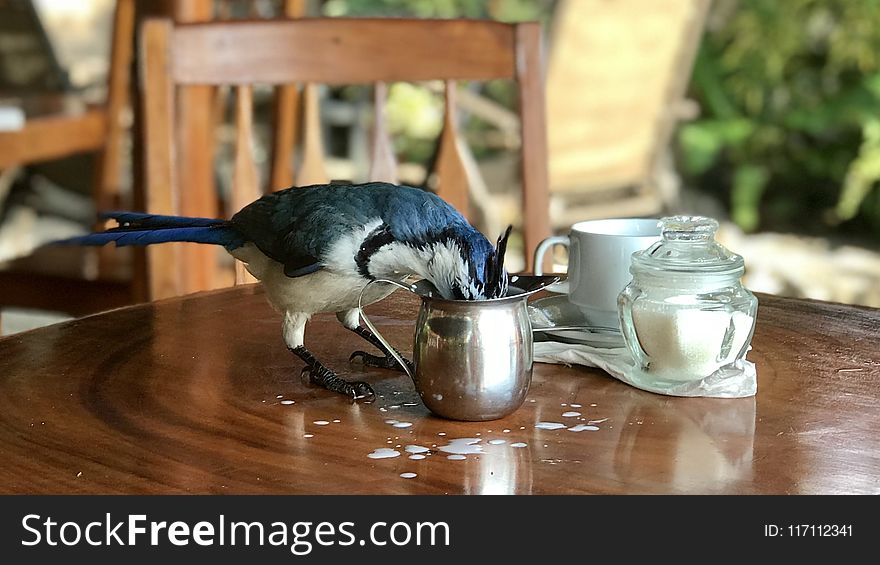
xmin=322 ymin=0 xmax=551 ymax=21
xmin=678 ymin=0 xmax=880 ymax=240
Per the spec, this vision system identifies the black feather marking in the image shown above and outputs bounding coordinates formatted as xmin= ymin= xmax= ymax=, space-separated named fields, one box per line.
xmin=355 ymin=224 xmax=396 ymax=278
xmin=487 ymin=225 xmax=512 ymax=297
xmin=284 ymin=262 xmax=323 ymax=277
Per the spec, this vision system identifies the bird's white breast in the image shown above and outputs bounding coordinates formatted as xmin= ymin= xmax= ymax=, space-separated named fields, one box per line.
xmin=230 ymin=239 xmax=396 ymax=316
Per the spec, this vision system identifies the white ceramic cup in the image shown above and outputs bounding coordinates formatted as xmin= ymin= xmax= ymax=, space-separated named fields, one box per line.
xmin=533 ymin=218 xmax=662 ymax=328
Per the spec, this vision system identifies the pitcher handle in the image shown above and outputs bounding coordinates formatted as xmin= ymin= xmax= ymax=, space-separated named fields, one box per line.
xmin=358 ymin=279 xmax=416 ymax=380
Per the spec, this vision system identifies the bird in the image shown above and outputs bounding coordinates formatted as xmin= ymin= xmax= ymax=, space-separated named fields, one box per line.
xmin=61 ymin=181 xmax=512 ymax=401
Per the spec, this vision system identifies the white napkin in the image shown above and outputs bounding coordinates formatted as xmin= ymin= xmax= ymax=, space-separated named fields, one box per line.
xmin=533 ymin=339 xmax=757 ymax=398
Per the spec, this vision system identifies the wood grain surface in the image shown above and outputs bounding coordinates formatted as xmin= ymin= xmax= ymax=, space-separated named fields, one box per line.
xmin=1 ymin=287 xmax=878 ymax=494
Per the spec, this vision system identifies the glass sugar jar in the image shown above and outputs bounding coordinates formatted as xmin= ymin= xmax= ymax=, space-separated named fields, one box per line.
xmin=617 ymin=216 xmax=758 ymax=387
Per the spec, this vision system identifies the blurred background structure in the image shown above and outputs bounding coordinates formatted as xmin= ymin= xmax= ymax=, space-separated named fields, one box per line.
xmin=1 ymin=0 xmax=879 ymax=335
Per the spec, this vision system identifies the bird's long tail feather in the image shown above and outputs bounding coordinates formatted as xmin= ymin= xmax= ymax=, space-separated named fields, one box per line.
xmin=56 ymin=212 xmax=244 ymax=249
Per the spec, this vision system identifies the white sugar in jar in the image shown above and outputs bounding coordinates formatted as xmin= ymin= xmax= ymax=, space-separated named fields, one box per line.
xmin=618 ymin=217 xmax=758 ymax=386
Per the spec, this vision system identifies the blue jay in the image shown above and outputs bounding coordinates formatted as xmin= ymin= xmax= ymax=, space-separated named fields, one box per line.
xmin=63 ymin=182 xmax=512 ymax=400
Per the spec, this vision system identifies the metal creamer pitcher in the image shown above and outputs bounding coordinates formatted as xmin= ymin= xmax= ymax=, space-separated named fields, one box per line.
xmin=359 ymin=275 xmax=560 ymax=421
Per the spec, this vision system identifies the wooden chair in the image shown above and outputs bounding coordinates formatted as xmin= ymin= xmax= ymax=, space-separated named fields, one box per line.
xmin=546 ymin=0 xmax=710 ymax=225
xmin=0 ymin=0 xmax=138 ymax=317
xmin=140 ymin=16 xmax=551 ymax=300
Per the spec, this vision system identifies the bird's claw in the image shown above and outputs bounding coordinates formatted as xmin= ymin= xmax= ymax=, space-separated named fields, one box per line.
xmin=349 ymin=350 xmax=413 ymax=374
xmin=345 ymin=380 xmax=376 ymax=401
xmin=300 ymin=362 xmax=374 ymax=401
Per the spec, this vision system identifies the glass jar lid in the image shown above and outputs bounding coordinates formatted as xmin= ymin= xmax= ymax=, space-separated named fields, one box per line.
xmin=631 ymin=216 xmax=744 ymax=276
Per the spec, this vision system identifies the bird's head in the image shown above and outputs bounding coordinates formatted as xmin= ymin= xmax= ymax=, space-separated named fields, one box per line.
xmin=426 ymin=225 xmax=512 ymax=301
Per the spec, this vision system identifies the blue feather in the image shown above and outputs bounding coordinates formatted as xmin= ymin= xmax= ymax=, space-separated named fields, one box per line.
xmin=57 ymin=221 xmax=244 ymax=250
xmin=100 ymin=212 xmax=225 ymax=228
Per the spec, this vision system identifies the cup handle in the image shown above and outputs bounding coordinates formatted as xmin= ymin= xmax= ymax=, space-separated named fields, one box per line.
xmin=533 ymin=235 xmax=570 ymax=294
xmin=357 ymin=279 xmax=416 ymax=380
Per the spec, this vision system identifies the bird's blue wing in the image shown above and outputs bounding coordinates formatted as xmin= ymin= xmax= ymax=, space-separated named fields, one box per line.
xmin=230 ymin=183 xmax=386 ymax=277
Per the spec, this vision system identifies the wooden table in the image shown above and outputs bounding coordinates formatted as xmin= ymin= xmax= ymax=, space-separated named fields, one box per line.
xmin=1 ymin=285 xmax=878 ymax=494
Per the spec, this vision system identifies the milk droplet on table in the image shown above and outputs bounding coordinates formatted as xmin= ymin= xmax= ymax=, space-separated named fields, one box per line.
xmin=510 ymin=442 xmax=528 ymax=448
xmin=561 ymin=411 xmax=581 ymax=417
xmin=535 ymin=422 xmax=567 ymax=430
xmin=488 ymin=439 xmax=507 ymax=445
xmin=313 ymin=420 xmax=330 ymax=426
xmin=568 ymin=424 xmax=600 ymax=432
xmin=446 ymin=454 xmax=467 ymax=461
xmin=438 ymin=438 xmax=483 ymax=455
xmin=400 ymin=472 xmax=417 ymax=479
xmin=280 ymin=400 xmax=295 ymax=405
xmin=393 ymin=422 xmax=413 ymax=428
xmin=405 ymin=445 xmax=430 ymax=454
xmin=368 ymin=448 xmax=401 ymax=459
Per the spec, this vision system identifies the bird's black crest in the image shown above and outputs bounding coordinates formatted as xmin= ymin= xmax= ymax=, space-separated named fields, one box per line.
xmin=486 ymin=225 xmax=512 ymax=298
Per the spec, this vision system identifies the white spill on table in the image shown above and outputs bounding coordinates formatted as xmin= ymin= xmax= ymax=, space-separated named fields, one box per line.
xmin=368 ymin=448 xmax=401 ymax=459
xmin=535 ymin=422 xmax=567 ymax=430
xmin=568 ymin=424 xmax=600 ymax=432
xmin=438 ymin=438 xmax=483 ymax=455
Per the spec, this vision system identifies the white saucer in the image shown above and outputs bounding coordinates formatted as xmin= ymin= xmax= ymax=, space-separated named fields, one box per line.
xmin=529 ymin=294 xmax=625 ymax=349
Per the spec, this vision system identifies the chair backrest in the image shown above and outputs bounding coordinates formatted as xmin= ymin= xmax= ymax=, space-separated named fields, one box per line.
xmin=546 ymin=0 xmax=709 ymax=220
xmin=0 ymin=0 xmax=133 ymax=206
xmin=139 ymin=17 xmax=550 ymax=300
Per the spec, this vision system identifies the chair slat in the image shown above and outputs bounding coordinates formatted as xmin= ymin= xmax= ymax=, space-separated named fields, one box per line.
xmin=269 ymin=0 xmax=307 ymax=191
xmin=94 ymin=0 xmax=135 ymax=282
xmin=142 ymin=19 xmax=181 ymax=300
xmin=95 ymin=0 xmax=134 ymax=211
xmin=232 ymin=85 xmax=260 ymax=285
xmin=0 ymin=111 xmax=107 ymax=168
xmin=516 ymin=23 xmax=551 ymax=272
xmin=295 ymin=83 xmax=329 ymax=186
xmin=271 ymin=85 xmax=299 ymax=190
xmin=434 ymin=81 xmax=469 ymax=216
xmin=173 ymin=0 xmax=220 ymax=294
xmin=171 ymin=19 xmax=517 ymax=85
xmin=368 ymin=82 xmax=397 ymax=183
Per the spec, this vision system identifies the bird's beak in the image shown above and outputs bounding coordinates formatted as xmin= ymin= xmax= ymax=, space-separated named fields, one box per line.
xmin=489 ymin=225 xmax=512 ymax=296
xmin=495 ymin=225 xmax=512 ymax=268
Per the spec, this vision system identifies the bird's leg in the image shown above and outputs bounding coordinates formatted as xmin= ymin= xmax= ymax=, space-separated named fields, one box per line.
xmin=288 ymin=346 xmax=374 ymax=400
xmin=283 ymin=311 xmax=374 ymax=401
xmin=337 ymin=309 xmax=414 ymax=374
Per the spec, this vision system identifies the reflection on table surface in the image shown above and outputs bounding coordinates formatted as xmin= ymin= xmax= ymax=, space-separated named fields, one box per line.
xmin=0 ymin=285 xmax=877 ymax=494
